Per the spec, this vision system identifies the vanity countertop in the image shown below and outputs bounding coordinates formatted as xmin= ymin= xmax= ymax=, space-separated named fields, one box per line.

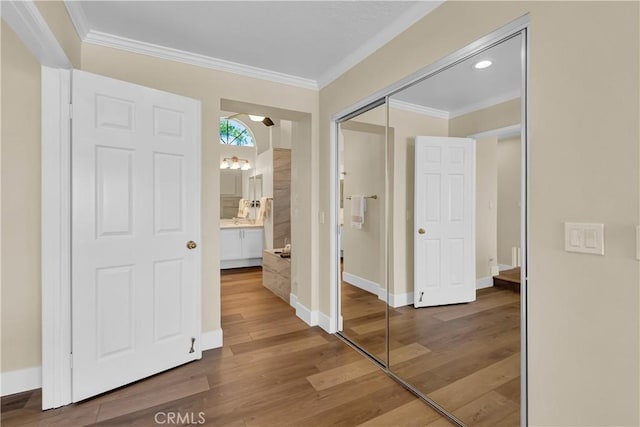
xmin=220 ymin=219 xmax=263 ymax=229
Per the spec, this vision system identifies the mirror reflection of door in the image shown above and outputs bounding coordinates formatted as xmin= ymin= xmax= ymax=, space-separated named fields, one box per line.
xmin=386 ymin=33 xmax=523 ymax=425
xmin=338 ymin=102 xmax=387 ymax=365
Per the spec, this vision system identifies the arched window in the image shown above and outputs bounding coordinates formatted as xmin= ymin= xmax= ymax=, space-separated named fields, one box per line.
xmin=219 ymin=118 xmax=255 ymax=147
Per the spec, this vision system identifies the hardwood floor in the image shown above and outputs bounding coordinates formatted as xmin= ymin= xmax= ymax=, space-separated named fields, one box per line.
xmin=1 ymin=267 xmax=449 ymax=427
xmin=341 ymin=280 xmax=387 ymax=363
xmin=341 ymin=283 xmax=521 ymax=426
xmin=493 ymin=268 xmax=521 ymax=293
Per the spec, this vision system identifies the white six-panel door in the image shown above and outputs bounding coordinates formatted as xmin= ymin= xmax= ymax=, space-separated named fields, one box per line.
xmin=71 ymin=70 xmax=201 ymax=401
xmin=414 ymin=136 xmax=476 ymax=308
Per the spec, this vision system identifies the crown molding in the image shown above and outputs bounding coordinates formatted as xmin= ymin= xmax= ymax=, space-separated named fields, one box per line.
xmin=390 ymin=91 xmax=522 ymax=121
xmin=449 ymin=90 xmax=521 ymax=118
xmin=389 ymin=99 xmax=450 ymax=119
xmin=84 ymin=30 xmax=319 ymax=90
xmin=2 ymin=1 xmax=71 ymax=68
xmin=317 ymin=0 xmax=445 ymax=89
xmin=468 ymin=124 xmax=521 ymax=140
xmin=63 ymin=1 xmax=89 ymax=40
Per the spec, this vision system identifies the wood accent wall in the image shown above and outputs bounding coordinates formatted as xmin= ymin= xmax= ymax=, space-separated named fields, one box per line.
xmin=262 ymin=249 xmax=291 ymax=302
xmin=273 ymin=148 xmax=291 ymax=249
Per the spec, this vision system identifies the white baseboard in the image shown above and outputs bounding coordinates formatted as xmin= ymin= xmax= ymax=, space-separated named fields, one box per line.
xmin=201 ymin=329 xmax=223 ymax=351
xmin=476 ymin=277 xmax=494 ymax=289
xmin=295 ymin=300 xmax=318 ymax=327
xmin=318 ymin=311 xmax=334 ymax=333
xmin=389 ymin=292 xmax=414 ymax=308
xmin=343 ymin=272 xmax=416 ymax=308
xmin=342 ymin=271 xmax=380 ymax=296
xmin=291 ymin=293 xmax=332 ymax=332
xmin=1 ymin=366 xmax=42 ymax=396
xmin=220 ymin=258 xmax=262 ymax=269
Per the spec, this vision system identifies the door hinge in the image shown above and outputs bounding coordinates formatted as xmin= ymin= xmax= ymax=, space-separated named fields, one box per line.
xmin=69 ymin=103 xmax=73 ymax=119
xmin=189 ymin=337 xmax=195 ymax=353
xmin=70 ymin=353 xmax=73 ymax=369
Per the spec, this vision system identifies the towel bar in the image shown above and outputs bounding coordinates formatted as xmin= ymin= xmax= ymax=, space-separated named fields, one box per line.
xmin=346 ymin=195 xmax=378 ymax=200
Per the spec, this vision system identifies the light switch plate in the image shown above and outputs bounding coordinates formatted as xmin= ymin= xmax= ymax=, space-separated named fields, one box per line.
xmin=564 ymin=223 xmax=604 ymax=255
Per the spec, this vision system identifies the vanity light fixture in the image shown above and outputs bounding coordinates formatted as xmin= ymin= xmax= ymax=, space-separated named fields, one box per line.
xmin=248 ymin=115 xmax=265 ymax=122
xmin=220 ymin=156 xmax=251 ymax=170
xmin=473 ymin=59 xmax=493 ymax=69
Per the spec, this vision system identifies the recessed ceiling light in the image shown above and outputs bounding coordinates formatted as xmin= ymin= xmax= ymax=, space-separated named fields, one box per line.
xmin=474 ymin=60 xmax=493 ymax=69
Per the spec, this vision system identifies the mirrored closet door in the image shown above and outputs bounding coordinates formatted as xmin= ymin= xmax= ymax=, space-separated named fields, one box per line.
xmin=335 ymin=29 xmax=527 ymax=427
xmin=337 ymin=101 xmax=388 ymax=365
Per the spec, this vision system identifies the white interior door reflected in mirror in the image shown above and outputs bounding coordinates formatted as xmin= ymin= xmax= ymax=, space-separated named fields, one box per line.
xmin=414 ymin=136 xmax=476 ymax=307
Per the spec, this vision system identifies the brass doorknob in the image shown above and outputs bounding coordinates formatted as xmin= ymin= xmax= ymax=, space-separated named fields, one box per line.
xmin=186 ymin=240 xmax=197 ymax=250
xmin=418 ymin=228 xmax=426 ymax=235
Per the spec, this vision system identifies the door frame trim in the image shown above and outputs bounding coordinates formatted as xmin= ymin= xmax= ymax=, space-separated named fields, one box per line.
xmin=41 ymin=67 xmax=73 ymax=409
xmin=328 ymin=14 xmax=530 ymax=427
xmin=4 ymin=0 xmax=74 ymax=407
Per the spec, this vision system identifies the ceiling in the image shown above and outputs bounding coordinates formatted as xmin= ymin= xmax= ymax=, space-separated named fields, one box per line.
xmin=67 ymin=1 xmax=521 ymax=115
xmin=72 ymin=1 xmax=440 ymax=87
xmin=392 ymin=34 xmax=522 ymax=116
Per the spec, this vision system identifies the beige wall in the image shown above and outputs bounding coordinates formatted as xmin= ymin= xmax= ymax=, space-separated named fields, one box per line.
xmin=498 ymin=136 xmax=521 ymax=266
xmin=319 ymin=2 xmax=640 ymax=426
xmin=475 ymin=136 xmax=498 ymax=279
xmin=3 ymin=2 xmax=640 ymax=425
xmin=1 ymin=21 xmax=42 ymax=372
xmin=337 ymin=104 xmax=449 ymax=298
xmin=341 ymin=124 xmax=386 ymax=289
xmin=0 ymin=18 xmax=3 ymax=376
xmin=449 ymin=98 xmax=520 ymax=137
xmin=256 ymin=147 xmax=274 ymax=248
xmin=387 ymin=105 xmax=448 ymax=296
xmin=80 ymin=42 xmax=319 ymax=334
xmin=343 ymin=102 xmax=503 ymax=292
xmin=34 ymin=1 xmax=81 ymax=68
xmin=290 ymin=116 xmax=316 ymax=305
xmin=1 ymin=16 xmax=318 ymax=374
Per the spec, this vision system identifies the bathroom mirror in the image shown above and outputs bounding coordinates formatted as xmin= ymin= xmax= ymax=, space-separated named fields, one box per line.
xmin=220 ymin=171 xmax=263 ymax=220
xmin=248 ymin=174 xmax=263 ymax=205
xmin=247 ymin=173 xmax=263 ymax=220
xmin=337 ymin=101 xmax=388 ymax=365
xmin=220 ymin=169 xmax=245 ymax=219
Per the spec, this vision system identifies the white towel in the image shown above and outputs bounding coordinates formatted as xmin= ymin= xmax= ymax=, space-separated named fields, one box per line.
xmin=350 ymin=195 xmax=366 ymax=229
xmin=254 ymin=196 xmax=269 ymax=226
xmin=237 ymin=199 xmax=249 ymax=218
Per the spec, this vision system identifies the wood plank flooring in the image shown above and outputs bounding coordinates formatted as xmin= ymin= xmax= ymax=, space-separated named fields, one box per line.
xmin=493 ymin=268 xmax=521 ymax=293
xmin=1 ymin=267 xmax=448 ymax=427
xmin=341 ymin=283 xmax=521 ymax=426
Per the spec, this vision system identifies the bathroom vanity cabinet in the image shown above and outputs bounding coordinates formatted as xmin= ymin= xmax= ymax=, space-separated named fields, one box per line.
xmin=220 ymin=226 xmax=264 ymax=269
